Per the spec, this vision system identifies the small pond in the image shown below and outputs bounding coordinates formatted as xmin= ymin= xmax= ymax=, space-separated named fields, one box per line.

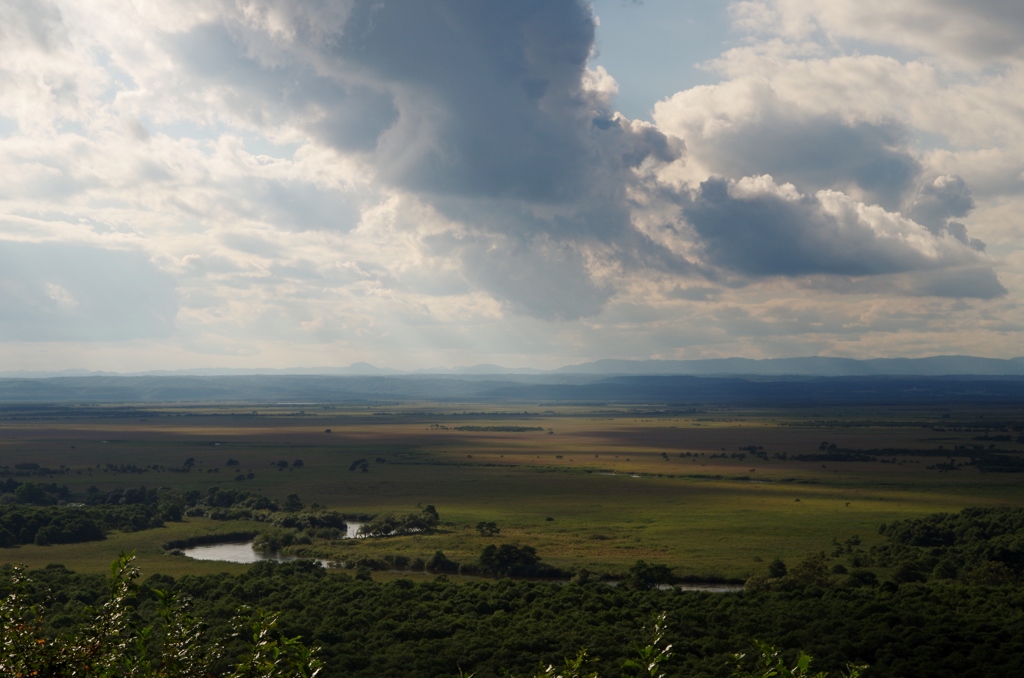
xmin=182 ymin=521 xmax=364 ymax=565
xmin=182 ymin=541 xmax=306 ymax=565
xmin=674 ymin=583 xmax=744 ymax=593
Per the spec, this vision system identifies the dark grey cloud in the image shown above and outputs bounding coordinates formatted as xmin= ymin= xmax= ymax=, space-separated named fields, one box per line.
xmin=166 ymin=0 xmax=683 ymax=318
xmin=171 ymin=22 xmax=398 ymax=153
xmin=908 ymin=266 xmax=1005 ymax=299
xmin=0 ymin=242 xmax=178 ymax=340
xmin=171 ymin=1 xmax=669 ymax=202
xmin=907 ymin=175 xmax=985 ymax=250
xmin=687 ymin=178 xmax=889 ymax=277
xmin=809 ymin=266 xmax=1007 ymax=300
xmin=334 ymin=1 xmax=599 ymax=201
xmin=696 ymin=110 xmax=920 ymax=211
xmin=682 ymin=177 xmax=1003 ymax=298
xmin=455 ymin=235 xmax=611 ymax=320
xmin=331 ymin=0 xmax=684 ymax=311
xmin=315 ymin=0 xmax=681 ymax=209
xmin=664 ymin=87 xmax=1002 ymax=297
xmin=908 ymin=175 xmax=973 ymax=228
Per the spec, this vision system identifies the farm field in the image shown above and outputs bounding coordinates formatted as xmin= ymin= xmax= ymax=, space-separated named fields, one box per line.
xmin=2 ymin=402 xmax=1023 ymax=579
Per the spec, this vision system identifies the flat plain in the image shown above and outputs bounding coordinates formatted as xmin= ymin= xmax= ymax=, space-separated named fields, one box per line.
xmin=2 ymin=402 xmax=1022 ymax=579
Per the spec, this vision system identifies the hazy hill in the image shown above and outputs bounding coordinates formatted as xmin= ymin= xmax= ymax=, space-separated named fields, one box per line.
xmin=552 ymin=356 xmax=1024 ymax=376
xmin=1 ymin=373 xmax=1024 ymax=406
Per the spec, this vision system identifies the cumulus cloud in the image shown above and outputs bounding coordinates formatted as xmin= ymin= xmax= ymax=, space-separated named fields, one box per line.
xmin=214 ymin=0 xmax=994 ymax=308
xmin=145 ymin=0 xmax=687 ymax=319
xmin=670 ymin=99 xmax=921 ymax=210
xmin=162 ymin=0 xmax=680 ymax=202
xmin=0 ymin=0 xmax=1019 ymax=369
xmin=681 ymin=175 xmax=999 ymax=291
xmin=651 ymin=13 xmax=1009 ymax=300
xmin=905 ymin=175 xmax=986 ymax=250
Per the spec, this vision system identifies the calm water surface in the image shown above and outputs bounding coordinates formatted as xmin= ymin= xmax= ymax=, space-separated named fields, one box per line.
xmin=182 ymin=521 xmax=363 ymax=564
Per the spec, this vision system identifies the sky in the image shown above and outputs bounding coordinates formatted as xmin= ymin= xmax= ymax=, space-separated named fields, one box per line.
xmin=1 ymin=0 xmax=1022 ymax=372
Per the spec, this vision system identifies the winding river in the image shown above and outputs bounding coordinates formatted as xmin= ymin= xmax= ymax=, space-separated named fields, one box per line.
xmin=181 ymin=523 xmax=743 ymax=592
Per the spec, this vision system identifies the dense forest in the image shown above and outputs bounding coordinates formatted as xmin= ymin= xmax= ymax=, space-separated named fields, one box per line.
xmin=4 ymin=507 xmax=1024 ymax=677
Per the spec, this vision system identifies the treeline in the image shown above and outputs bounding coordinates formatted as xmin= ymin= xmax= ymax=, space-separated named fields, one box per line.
xmin=357 ymin=505 xmax=439 ymax=537
xmin=0 ymin=485 xmax=200 ymax=548
xmin=254 ymin=506 xmax=451 ymax=555
xmin=254 ymin=511 xmax=350 ymax=552
xmin=872 ymin=507 xmax=1024 ymax=582
xmin=345 ymin=543 xmax=568 ymax=580
xmin=0 ymin=484 xmax=189 ymax=547
xmin=776 ymin=445 xmax=1024 ymax=472
xmin=0 ymin=484 xmax=334 ymax=550
xmin=0 ymin=462 xmax=69 ymax=478
xmin=0 ymin=501 xmax=177 ymax=547
xmin=0 ymin=478 xmax=71 ymax=505
xmin=451 ymin=426 xmax=546 ymax=432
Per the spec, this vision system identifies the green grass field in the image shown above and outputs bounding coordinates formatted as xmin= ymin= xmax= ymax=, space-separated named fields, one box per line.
xmin=3 ymin=403 xmax=1022 ymax=578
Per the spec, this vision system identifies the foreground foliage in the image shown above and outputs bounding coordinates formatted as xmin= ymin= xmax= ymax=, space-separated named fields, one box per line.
xmin=0 ymin=553 xmax=322 ymax=677
xmin=2 ymin=560 xmax=860 ymax=678
xmin=5 ymin=554 xmax=1019 ymax=677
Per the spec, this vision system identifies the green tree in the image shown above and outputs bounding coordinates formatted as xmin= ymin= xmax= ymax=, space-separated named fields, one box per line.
xmin=14 ymin=482 xmax=48 ymax=505
xmin=478 ymin=543 xmax=541 ymax=576
xmin=623 ymin=560 xmax=675 ymax=590
xmin=282 ymin=494 xmax=304 ymax=512
xmin=426 ymin=550 xmax=459 ymax=573
xmin=768 ymin=558 xmax=788 ymax=578
xmin=476 ymin=521 xmax=500 ymax=536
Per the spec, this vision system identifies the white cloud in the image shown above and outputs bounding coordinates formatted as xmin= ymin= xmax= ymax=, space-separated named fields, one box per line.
xmin=650 ymin=1 xmax=1021 ymax=300
xmin=732 ymin=0 xmax=1024 ymax=66
xmin=0 ymin=0 xmax=1020 ymax=370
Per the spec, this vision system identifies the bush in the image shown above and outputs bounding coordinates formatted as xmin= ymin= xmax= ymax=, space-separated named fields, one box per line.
xmin=476 ymin=521 xmax=500 ymax=536
xmin=426 ymin=550 xmax=459 ymax=574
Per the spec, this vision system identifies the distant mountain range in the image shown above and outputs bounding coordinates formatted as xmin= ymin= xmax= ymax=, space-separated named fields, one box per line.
xmin=3 ymin=355 xmax=1024 ymax=379
xmin=552 ymin=356 xmax=1024 ymax=376
xmin=1 ymin=373 xmax=1023 ymax=405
